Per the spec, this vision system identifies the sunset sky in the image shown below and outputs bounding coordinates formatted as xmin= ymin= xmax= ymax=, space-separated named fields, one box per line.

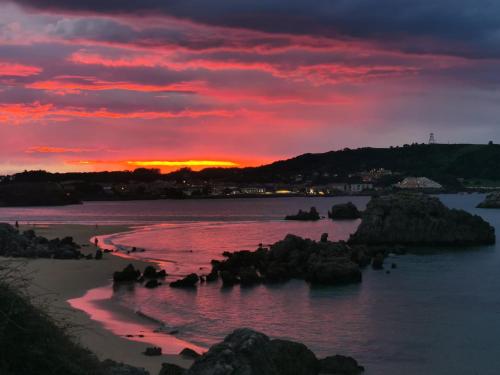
xmin=1 ymin=1 xmax=500 ymax=173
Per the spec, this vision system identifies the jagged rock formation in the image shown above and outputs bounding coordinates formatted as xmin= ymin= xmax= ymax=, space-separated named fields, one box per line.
xmin=208 ymin=234 xmax=364 ymax=287
xmin=477 ymin=192 xmax=500 ymax=208
xmin=285 ymin=207 xmax=320 ymax=221
xmin=186 ymin=328 xmax=363 ymax=375
xmin=328 ymin=202 xmax=361 ymax=220
xmin=349 ymin=193 xmax=495 ymax=245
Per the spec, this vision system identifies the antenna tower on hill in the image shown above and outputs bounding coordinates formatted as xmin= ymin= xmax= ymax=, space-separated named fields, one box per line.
xmin=428 ymin=133 xmax=436 ymax=144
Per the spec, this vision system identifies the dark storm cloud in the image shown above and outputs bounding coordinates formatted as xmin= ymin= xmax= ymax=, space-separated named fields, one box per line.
xmin=6 ymin=0 xmax=500 ymax=58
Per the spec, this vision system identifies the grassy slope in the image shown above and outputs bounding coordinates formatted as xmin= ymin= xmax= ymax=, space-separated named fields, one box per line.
xmin=0 ymin=278 xmax=104 ymax=375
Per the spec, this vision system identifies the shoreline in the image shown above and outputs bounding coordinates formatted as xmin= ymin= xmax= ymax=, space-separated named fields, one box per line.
xmin=13 ymin=224 xmax=195 ymax=374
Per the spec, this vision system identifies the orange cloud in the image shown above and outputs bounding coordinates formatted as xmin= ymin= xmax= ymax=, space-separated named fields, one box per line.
xmin=0 ymin=62 xmax=42 ymax=77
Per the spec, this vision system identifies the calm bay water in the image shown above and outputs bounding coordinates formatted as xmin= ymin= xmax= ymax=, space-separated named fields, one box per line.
xmin=1 ymin=194 xmax=500 ymax=374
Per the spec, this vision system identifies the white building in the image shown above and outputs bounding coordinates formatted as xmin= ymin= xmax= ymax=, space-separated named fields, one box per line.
xmin=395 ymin=177 xmax=443 ymax=189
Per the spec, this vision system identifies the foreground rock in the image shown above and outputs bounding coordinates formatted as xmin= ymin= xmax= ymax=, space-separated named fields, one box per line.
xmin=101 ymin=359 xmax=149 ymax=375
xmin=328 ymin=202 xmax=361 ymax=220
xmin=0 ymin=223 xmax=82 ymax=259
xmin=477 ymin=192 xmax=500 ymax=208
xmin=207 ymin=234 xmax=363 ymax=287
xmin=159 ymin=363 xmax=186 ymax=375
xmin=349 ymin=192 xmax=495 ymax=246
xmin=187 ymin=328 xmax=363 ymax=375
xmin=285 ymin=207 xmax=320 ymax=221
xmin=179 ymin=348 xmax=202 ymax=359
xmin=320 ymin=355 xmax=364 ymax=375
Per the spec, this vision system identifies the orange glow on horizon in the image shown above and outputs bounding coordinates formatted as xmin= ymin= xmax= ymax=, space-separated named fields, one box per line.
xmin=63 ymin=159 xmax=251 ymax=172
xmin=127 ymin=160 xmax=239 ymax=167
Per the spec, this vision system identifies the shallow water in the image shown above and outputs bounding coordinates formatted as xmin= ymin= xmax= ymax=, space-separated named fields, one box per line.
xmin=2 ymin=194 xmax=500 ymax=374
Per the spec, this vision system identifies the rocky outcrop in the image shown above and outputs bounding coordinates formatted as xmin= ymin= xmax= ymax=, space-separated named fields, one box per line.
xmin=179 ymin=348 xmax=202 ymax=359
xmin=349 ymin=193 xmax=495 ymax=246
xmin=113 ymin=264 xmax=168 ymax=286
xmin=113 ymin=264 xmax=141 ymax=283
xmin=319 ymin=355 xmax=364 ymax=375
xmin=207 ymin=235 xmax=363 ymax=287
xmin=159 ymin=363 xmax=186 ymax=375
xmin=328 ymin=202 xmax=361 ymax=220
xmin=0 ymin=223 xmax=82 ymax=259
xmin=170 ymin=273 xmax=199 ymax=288
xmin=285 ymin=207 xmax=320 ymax=221
xmin=143 ymin=347 xmax=162 ymax=356
xmin=143 ymin=265 xmax=167 ymax=279
xmin=187 ymin=328 xmax=363 ymax=375
xmin=100 ymin=359 xmax=149 ymax=375
xmin=477 ymin=192 xmax=500 ymax=208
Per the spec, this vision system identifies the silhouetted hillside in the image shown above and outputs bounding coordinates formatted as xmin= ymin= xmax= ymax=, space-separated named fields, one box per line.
xmin=184 ymin=143 xmax=500 ymax=184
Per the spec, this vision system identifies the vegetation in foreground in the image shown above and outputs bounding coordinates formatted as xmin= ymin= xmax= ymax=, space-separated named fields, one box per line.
xmin=0 ymin=263 xmax=147 ymax=375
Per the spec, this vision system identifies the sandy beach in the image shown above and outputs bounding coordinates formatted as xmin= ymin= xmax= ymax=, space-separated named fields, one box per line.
xmin=10 ymin=224 xmax=194 ymax=374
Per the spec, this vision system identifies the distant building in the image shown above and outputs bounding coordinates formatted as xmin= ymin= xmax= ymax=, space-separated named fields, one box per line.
xmin=240 ymin=187 xmax=266 ymax=194
xmin=395 ymin=177 xmax=442 ymax=190
xmin=349 ymin=183 xmax=373 ymax=193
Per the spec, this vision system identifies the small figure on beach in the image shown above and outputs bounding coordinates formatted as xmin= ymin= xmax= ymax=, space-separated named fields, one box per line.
xmin=15 ymin=221 xmax=19 ymax=229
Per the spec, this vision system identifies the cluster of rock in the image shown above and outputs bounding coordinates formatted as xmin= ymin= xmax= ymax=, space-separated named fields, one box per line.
xmin=177 ymin=328 xmax=363 ymax=375
xmin=0 ymin=223 xmax=83 ymax=259
xmin=113 ymin=264 xmax=167 ymax=288
xmin=285 ymin=207 xmax=320 ymax=221
xmin=328 ymin=202 xmax=361 ymax=220
xmin=477 ymin=192 xmax=500 ymax=208
xmin=349 ymin=192 xmax=495 ymax=246
xmin=202 ymin=234 xmax=369 ymax=287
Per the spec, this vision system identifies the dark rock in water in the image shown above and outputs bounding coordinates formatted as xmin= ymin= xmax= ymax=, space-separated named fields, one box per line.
xmin=391 ymin=263 xmax=397 ymax=269
xmin=143 ymin=265 xmax=157 ymax=278
xmin=179 ymin=348 xmax=201 ymax=359
xmin=371 ymin=254 xmax=384 ymax=270
xmin=238 ymin=267 xmax=260 ymax=286
xmin=285 ymin=207 xmax=320 ymax=221
xmin=349 ymin=192 xmax=495 ymax=246
xmin=306 ymin=258 xmax=362 ymax=285
xmin=159 ymin=363 xmax=186 ymax=375
xmin=320 ymin=233 xmax=328 ymax=242
xmin=208 ymin=234 xmax=364 ymax=287
xmin=157 ymin=269 xmax=167 ymax=278
xmin=113 ymin=264 xmax=141 ymax=283
xmin=95 ymin=249 xmax=103 ymax=260
xmin=477 ymin=192 xmax=500 ymax=208
xmin=220 ymin=270 xmax=239 ymax=287
xmin=143 ymin=266 xmax=167 ymax=279
xmin=170 ymin=273 xmax=199 ymax=288
xmin=143 ymin=347 xmax=162 ymax=356
xmin=144 ymin=279 xmax=161 ymax=289
xmin=267 ymin=339 xmax=320 ymax=375
xmin=101 ymin=359 xmax=150 ymax=375
xmin=319 ymin=355 xmax=365 ymax=374
xmin=187 ymin=328 xmax=321 ymax=375
xmin=328 ymin=202 xmax=361 ymax=220
xmin=205 ymin=270 xmax=218 ymax=282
